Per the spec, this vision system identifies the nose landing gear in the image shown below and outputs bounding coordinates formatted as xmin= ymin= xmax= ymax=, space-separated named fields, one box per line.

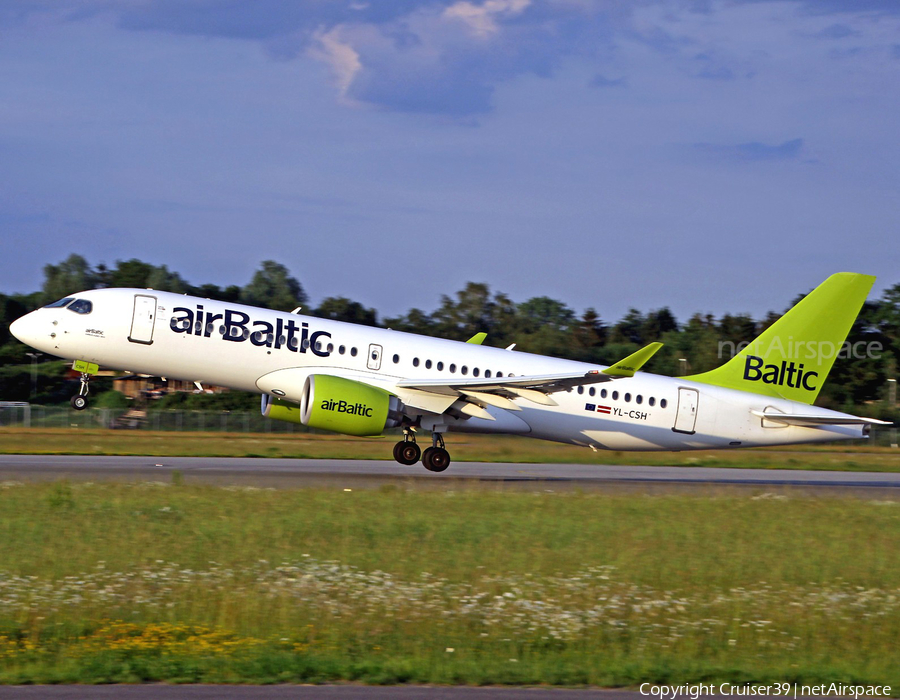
xmin=69 ymin=360 xmax=99 ymax=411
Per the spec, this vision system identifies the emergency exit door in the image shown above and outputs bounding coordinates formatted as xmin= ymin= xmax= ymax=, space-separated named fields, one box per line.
xmin=367 ymin=344 xmax=383 ymax=371
xmin=128 ymin=294 xmax=157 ymax=345
xmin=672 ymin=387 xmax=699 ymax=434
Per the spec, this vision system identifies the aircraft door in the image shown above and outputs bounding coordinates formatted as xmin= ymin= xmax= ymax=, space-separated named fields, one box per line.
xmin=672 ymin=387 xmax=699 ymax=434
xmin=367 ymin=344 xmax=383 ymax=371
xmin=128 ymin=294 xmax=157 ymax=345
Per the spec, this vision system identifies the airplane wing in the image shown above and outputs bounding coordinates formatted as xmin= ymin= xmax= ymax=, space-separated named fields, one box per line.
xmin=750 ymin=410 xmax=892 ymax=426
xmin=397 ymin=370 xmax=611 ymax=407
xmin=258 ymin=343 xmax=664 ymax=420
xmin=395 ymin=343 xmax=664 ymax=412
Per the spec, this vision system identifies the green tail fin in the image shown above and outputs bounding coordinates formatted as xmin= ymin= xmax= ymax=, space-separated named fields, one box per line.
xmin=687 ymin=272 xmax=875 ymax=404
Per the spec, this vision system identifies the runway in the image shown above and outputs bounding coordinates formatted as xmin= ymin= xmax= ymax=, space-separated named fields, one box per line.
xmin=0 ymin=454 xmax=898 ymax=494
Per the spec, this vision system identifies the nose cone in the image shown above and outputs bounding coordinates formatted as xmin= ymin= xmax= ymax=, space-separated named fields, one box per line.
xmin=10 ymin=312 xmax=38 ymax=346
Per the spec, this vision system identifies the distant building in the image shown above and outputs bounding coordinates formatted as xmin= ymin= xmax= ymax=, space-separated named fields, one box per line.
xmin=111 ymin=375 xmax=227 ymax=400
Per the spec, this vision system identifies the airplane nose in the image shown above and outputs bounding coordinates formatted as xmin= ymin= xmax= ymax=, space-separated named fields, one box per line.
xmin=10 ymin=313 xmax=38 ymax=345
xmin=9 ymin=315 xmax=26 ymax=342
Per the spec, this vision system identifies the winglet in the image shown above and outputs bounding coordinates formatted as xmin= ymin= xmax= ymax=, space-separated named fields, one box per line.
xmin=602 ymin=342 xmax=663 ymax=377
xmin=466 ymin=332 xmax=487 ymax=345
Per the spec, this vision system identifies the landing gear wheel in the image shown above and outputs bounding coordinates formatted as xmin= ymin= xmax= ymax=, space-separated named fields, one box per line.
xmin=71 ymin=395 xmax=87 ymax=411
xmin=422 ymin=446 xmax=451 ymax=472
xmin=393 ymin=441 xmax=421 ymax=465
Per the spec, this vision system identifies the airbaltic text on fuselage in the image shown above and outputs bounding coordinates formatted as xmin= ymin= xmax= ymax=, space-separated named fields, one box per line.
xmin=743 ymin=355 xmax=818 ymax=390
xmin=169 ymin=306 xmax=332 ymax=357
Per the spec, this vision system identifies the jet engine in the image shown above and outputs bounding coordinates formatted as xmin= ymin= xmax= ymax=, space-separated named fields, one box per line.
xmin=261 ymin=374 xmax=404 ymax=436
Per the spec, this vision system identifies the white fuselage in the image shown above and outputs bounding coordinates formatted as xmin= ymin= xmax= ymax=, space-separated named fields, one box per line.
xmin=10 ymin=288 xmax=867 ymax=451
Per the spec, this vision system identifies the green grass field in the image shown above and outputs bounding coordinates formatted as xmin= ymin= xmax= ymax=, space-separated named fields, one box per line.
xmin=0 ymin=427 xmax=899 ymax=471
xmin=0 ymin=480 xmax=898 ymax=688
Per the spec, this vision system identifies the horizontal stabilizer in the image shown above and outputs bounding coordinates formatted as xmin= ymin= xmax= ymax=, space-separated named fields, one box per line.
xmin=602 ymin=342 xmax=663 ymax=377
xmin=750 ymin=410 xmax=891 ymax=427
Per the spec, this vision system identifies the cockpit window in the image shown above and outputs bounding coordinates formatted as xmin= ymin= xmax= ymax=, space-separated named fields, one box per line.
xmin=45 ymin=297 xmax=75 ymax=308
xmin=67 ymin=299 xmax=93 ymax=315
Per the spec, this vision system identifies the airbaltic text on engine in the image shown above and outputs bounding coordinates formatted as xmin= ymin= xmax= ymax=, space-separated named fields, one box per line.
xmin=321 ymin=399 xmax=374 ymax=417
xmin=169 ymin=305 xmax=331 ymax=356
xmin=742 ymin=355 xmax=818 ymax=390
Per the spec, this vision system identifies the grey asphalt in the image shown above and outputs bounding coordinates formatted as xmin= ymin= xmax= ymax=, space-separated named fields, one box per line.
xmin=0 ymin=454 xmax=898 ymax=494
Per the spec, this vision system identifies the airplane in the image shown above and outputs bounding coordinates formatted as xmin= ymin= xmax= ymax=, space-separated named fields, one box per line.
xmin=8 ymin=272 xmax=890 ymax=472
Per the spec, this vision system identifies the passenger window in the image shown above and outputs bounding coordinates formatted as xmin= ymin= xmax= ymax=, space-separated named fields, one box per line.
xmin=392 ymin=354 xmax=399 ymax=364
xmin=649 ymin=397 xmax=655 ymax=407
xmin=426 ymin=359 xmax=433 ymax=369
xmin=327 ymin=343 xmax=334 ymax=353
xmin=350 ymin=347 xmax=358 ymax=357
xmin=449 ymin=364 xmax=457 ymax=373
xmin=636 ymin=395 xmax=642 ymax=404
xmin=497 ymin=372 xmax=503 ymax=378
xmin=624 ymin=393 xmax=631 ymax=402
xmin=437 ymin=361 xmax=444 ymax=371
xmin=612 ymin=391 xmax=619 ymax=400
xmin=473 ymin=368 xmax=480 ymax=377
xmin=485 ymin=370 xmax=491 ymax=378
xmin=589 ymin=387 xmax=595 ymax=397
xmin=339 ymin=346 xmax=346 ymax=355
xmin=577 ymin=386 xmax=584 ymax=395
xmin=660 ymin=398 xmax=668 ymax=408
xmin=413 ymin=358 xmax=420 ymax=367
xmin=600 ymin=389 xmax=607 ymax=399
xmin=45 ymin=297 xmax=75 ymax=309
xmin=461 ymin=366 xmax=468 ymax=375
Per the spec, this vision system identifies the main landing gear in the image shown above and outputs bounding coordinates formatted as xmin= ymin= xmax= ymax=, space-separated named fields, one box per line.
xmin=392 ymin=428 xmax=421 ymax=465
xmin=70 ymin=372 xmax=91 ymax=411
xmin=392 ymin=428 xmax=451 ymax=472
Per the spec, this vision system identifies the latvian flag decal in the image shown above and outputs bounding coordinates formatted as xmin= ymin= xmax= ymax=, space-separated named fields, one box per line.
xmin=585 ymin=403 xmax=612 ymax=414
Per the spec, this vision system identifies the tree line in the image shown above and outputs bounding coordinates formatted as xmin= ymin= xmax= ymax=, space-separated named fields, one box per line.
xmin=1 ymin=254 xmax=898 ymax=415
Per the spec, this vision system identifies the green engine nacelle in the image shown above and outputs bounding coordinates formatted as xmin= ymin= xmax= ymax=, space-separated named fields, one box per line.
xmin=261 ymin=374 xmax=402 ymax=437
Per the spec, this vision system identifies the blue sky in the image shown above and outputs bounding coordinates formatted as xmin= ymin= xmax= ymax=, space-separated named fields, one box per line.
xmin=1 ymin=0 xmax=898 ymax=322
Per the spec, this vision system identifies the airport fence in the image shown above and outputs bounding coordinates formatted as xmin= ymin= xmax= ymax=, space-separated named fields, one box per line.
xmin=0 ymin=403 xmax=897 ymax=447
xmin=0 ymin=404 xmax=313 ymax=434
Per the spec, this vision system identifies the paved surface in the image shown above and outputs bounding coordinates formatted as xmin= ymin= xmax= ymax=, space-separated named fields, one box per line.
xmin=0 ymin=454 xmax=898 ymax=494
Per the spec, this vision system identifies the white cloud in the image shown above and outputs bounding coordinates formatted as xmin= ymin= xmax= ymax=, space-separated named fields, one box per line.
xmin=442 ymin=0 xmax=530 ymax=38
xmin=308 ymin=26 xmax=362 ymax=101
